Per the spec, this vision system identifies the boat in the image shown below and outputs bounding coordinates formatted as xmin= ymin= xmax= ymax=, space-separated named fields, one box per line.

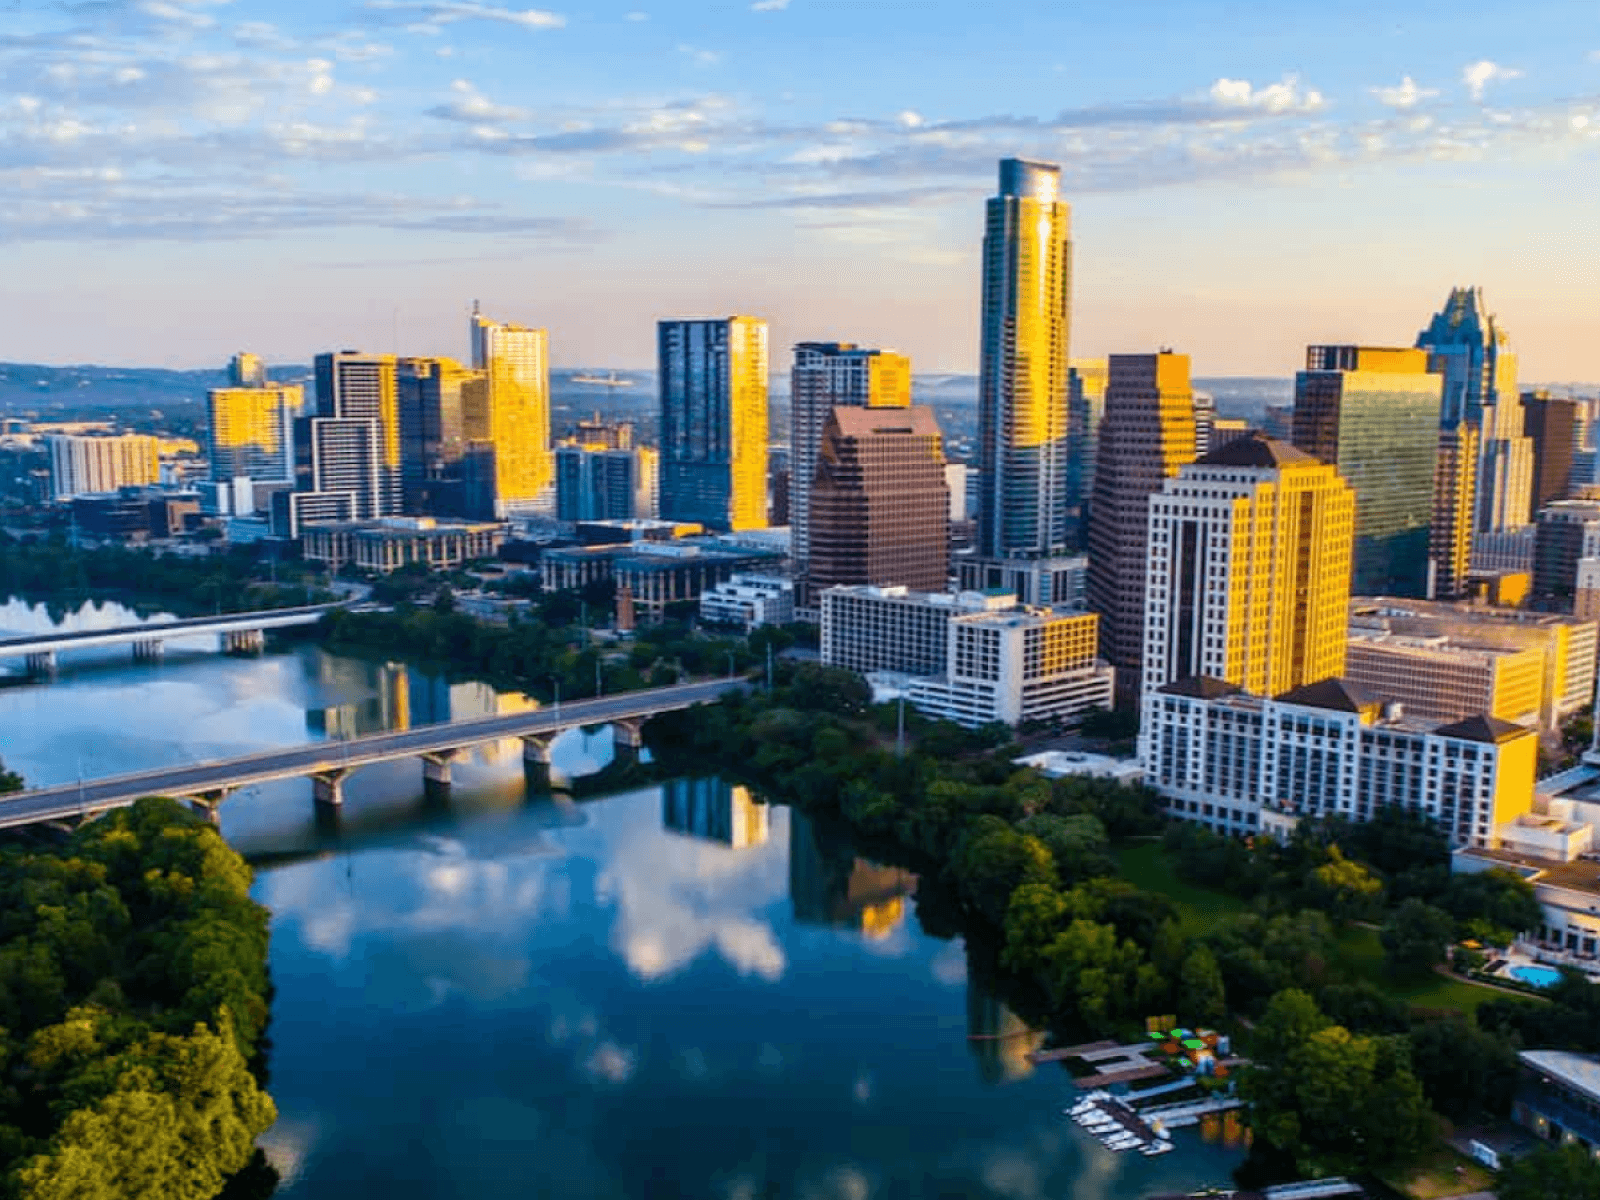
xmin=1104 ymin=1134 xmax=1142 ymax=1151
xmin=1140 ymin=1140 xmax=1175 ymax=1156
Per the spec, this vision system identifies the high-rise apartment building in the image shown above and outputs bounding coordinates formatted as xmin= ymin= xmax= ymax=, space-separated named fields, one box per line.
xmin=573 ymin=415 xmax=633 ymax=450
xmin=228 ymin=352 xmax=267 ymax=388
xmin=1416 ymin=287 xmax=1529 ymax=533
xmin=296 ymin=417 xmax=383 ymax=520
xmin=806 ymin=405 xmax=949 ymax=598
xmin=976 ymin=159 xmax=1072 ymax=560
xmin=1141 ymin=434 xmax=1354 ymax=698
xmin=790 ymin=342 xmax=911 ymax=580
xmin=47 ymin=433 xmax=161 ymax=499
xmin=207 ymin=383 xmax=304 ymax=485
xmin=469 ymin=307 xmax=554 ymax=517
xmin=1065 ymin=357 xmax=1107 ymax=548
xmin=397 ymin=357 xmax=485 ymax=515
xmin=658 ymin=316 xmax=769 ymax=532
xmin=1430 ymin=423 xmax=1479 ymax=599
xmin=1524 ymin=390 xmax=1581 ymax=512
xmin=1293 ymin=345 xmax=1442 ymax=597
xmin=313 ymin=351 xmax=401 ymax=517
xmin=1085 ymin=351 xmax=1197 ymax=696
xmin=554 ymin=444 xmax=658 ymax=522
xmin=1533 ymin=500 xmax=1600 ymax=607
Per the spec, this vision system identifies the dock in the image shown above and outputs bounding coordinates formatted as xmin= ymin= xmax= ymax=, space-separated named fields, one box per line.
xmin=1074 ymin=1063 xmax=1171 ymax=1088
xmin=1027 ymin=1039 xmax=1117 ymax=1063
xmin=1136 ymin=1095 xmax=1245 ymax=1128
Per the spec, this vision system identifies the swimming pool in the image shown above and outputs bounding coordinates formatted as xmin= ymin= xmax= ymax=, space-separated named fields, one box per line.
xmin=1509 ymin=965 xmax=1563 ymax=989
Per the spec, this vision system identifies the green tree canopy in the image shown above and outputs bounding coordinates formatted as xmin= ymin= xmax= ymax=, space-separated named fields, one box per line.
xmin=1498 ymin=1144 xmax=1600 ymax=1200
xmin=1380 ymin=898 xmax=1458 ymax=977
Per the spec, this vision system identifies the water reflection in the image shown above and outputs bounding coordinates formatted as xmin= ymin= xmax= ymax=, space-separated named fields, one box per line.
xmin=661 ymin=777 xmax=771 ymax=849
xmin=966 ymin=975 xmax=1048 ymax=1086
xmin=304 ymin=657 xmax=535 ymax=759
xmin=789 ymin=810 xmax=916 ymax=941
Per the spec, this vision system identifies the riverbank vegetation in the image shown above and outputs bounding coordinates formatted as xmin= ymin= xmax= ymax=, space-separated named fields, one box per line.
xmin=0 ymin=761 xmax=19 ymax=795
xmin=0 ymin=797 xmax=277 ymax=1199
xmin=0 ymin=536 xmax=332 ymax=618
xmin=645 ymin=665 xmax=1585 ymax=1188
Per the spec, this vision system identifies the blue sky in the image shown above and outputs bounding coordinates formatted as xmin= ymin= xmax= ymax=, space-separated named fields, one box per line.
xmin=3 ymin=0 xmax=1597 ymax=377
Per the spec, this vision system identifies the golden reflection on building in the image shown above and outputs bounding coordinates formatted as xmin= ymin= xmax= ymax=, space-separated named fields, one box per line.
xmin=469 ymin=306 xmax=553 ymax=516
xmin=788 ymin=810 xmax=916 ymax=940
xmin=661 ymin=777 xmax=771 ymax=849
xmin=965 ymin=971 xmax=1045 ymax=1085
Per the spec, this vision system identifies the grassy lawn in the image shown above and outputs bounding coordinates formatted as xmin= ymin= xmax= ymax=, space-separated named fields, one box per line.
xmin=1115 ymin=842 xmax=1506 ymax=1015
xmin=1113 ymin=841 xmax=1250 ymax=935
xmin=1378 ymin=1143 xmax=1495 ymax=1199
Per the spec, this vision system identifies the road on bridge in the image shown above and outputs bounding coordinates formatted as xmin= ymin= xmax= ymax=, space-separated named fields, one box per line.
xmin=0 ymin=603 xmax=346 ymax=656
xmin=0 ymin=678 xmax=742 ymax=829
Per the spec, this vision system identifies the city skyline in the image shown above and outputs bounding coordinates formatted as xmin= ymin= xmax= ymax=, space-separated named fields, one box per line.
xmin=3 ymin=1 xmax=1597 ymax=377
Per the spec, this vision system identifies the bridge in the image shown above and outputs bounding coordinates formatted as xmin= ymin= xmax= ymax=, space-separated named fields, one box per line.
xmin=0 ymin=678 xmax=741 ymax=830
xmin=0 ymin=604 xmax=345 ymax=675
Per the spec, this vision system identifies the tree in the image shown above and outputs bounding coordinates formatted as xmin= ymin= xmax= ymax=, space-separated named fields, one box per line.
xmin=1380 ymin=898 xmax=1457 ymax=976
xmin=1406 ymin=1017 xmax=1517 ymax=1122
xmin=1498 ymin=1144 xmax=1600 ymax=1200
xmin=1307 ymin=845 xmax=1384 ymax=922
xmin=0 ymin=759 xmax=21 ymax=795
xmin=1442 ymin=869 xmax=1543 ymax=945
xmin=1179 ymin=945 xmax=1226 ymax=1026
xmin=948 ymin=818 xmax=1056 ymax=927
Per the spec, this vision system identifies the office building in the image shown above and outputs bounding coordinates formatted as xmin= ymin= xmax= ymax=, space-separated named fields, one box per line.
xmin=555 ymin=445 xmax=658 ymax=522
xmin=466 ymin=307 xmax=554 ymax=516
xmin=540 ymin=537 xmax=784 ymax=623
xmin=658 ymin=316 xmax=769 ymax=532
xmin=299 ymin=516 xmax=506 ymax=574
xmin=312 ymin=351 xmax=401 ymax=517
xmin=956 ymin=554 xmax=1087 ymax=608
xmin=1524 ymin=390 xmax=1582 ymax=511
xmin=397 ymin=356 xmax=484 ymax=514
xmin=1292 ymin=345 xmax=1442 ymax=596
xmin=790 ymin=342 xmax=910 ymax=579
xmin=573 ymin=414 xmax=633 ymax=450
xmin=207 ymin=384 xmax=304 ymax=487
xmin=70 ymin=487 xmax=199 ymax=541
xmin=699 ymin=574 xmax=795 ymax=630
xmin=1344 ymin=632 xmax=1545 ymax=730
xmin=1145 ymin=676 xmax=1537 ymax=846
xmin=1350 ymin=597 xmax=1597 ymax=730
xmin=228 ymin=352 xmax=267 ymax=388
xmin=1085 ymin=351 xmax=1198 ymax=696
xmin=1141 ymin=433 xmax=1354 ymax=697
xmin=47 ymin=433 xmax=160 ymax=499
xmin=1533 ymin=499 xmax=1600 ymax=606
xmin=806 ymin=405 xmax=949 ymax=599
xmin=269 ymin=488 xmax=356 ymax=539
xmin=1473 ymin=527 xmax=1537 ymax=574
xmin=1430 ymin=423 xmax=1478 ymax=599
xmin=1065 ymin=358 xmax=1107 ymax=546
xmin=820 ymin=586 xmax=1010 ymax=678
xmin=976 ymin=158 xmax=1073 ymax=560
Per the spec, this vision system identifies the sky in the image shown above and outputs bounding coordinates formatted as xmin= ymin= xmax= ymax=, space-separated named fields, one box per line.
xmin=2 ymin=0 xmax=1598 ymax=378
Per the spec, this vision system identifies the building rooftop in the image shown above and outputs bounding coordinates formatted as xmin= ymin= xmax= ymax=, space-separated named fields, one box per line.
xmin=1196 ymin=431 xmax=1316 ymax=469
xmin=1276 ymin=677 xmax=1380 ymax=713
xmin=828 ymin=405 xmax=941 ymax=438
xmin=1456 ymin=847 xmax=1600 ymax=897
xmin=1521 ymin=1051 xmax=1600 ymax=1106
xmin=1158 ymin=675 xmax=1245 ymax=700
xmin=1433 ymin=713 xmax=1533 ymax=744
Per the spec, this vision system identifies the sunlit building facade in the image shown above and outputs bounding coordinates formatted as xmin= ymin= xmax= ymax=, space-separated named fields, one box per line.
xmin=207 ymin=384 xmax=305 ymax=486
xmin=397 ymin=356 xmax=485 ymax=515
xmin=977 ymin=158 xmax=1073 ymax=560
xmin=658 ymin=316 xmax=769 ymax=532
xmin=1293 ymin=345 xmax=1442 ymax=597
xmin=313 ymin=351 xmax=401 ymax=517
xmin=469 ymin=307 xmax=554 ymax=517
xmin=47 ymin=433 xmax=161 ymax=500
xmin=1431 ymin=422 xmax=1479 ymax=599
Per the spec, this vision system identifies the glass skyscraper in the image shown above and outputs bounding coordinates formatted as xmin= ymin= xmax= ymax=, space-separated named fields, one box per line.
xmin=976 ymin=158 xmax=1072 ymax=559
xmin=469 ymin=306 xmax=554 ymax=517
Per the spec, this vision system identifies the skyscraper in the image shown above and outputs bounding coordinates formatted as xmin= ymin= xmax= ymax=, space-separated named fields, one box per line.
xmin=314 ymin=351 xmax=401 ymax=517
xmin=207 ymin=383 xmax=304 ymax=485
xmin=47 ymin=434 xmax=161 ymax=499
xmin=1416 ymin=287 xmax=1529 ymax=533
xmin=977 ymin=158 xmax=1072 ymax=560
xmin=228 ymin=352 xmax=267 ymax=388
xmin=469 ymin=307 xmax=554 ymax=516
xmin=790 ymin=342 xmax=911 ymax=580
xmin=1523 ymin=390 xmax=1581 ymax=512
xmin=1141 ymin=433 xmax=1354 ymax=698
xmin=554 ymin=444 xmax=658 ymax=521
xmin=658 ymin=316 xmax=769 ymax=532
xmin=397 ymin=356 xmax=484 ymax=515
xmin=1085 ymin=351 xmax=1197 ymax=698
xmin=1293 ymin=345 xmax=1443 ymax=597
xmin=1430 ymin=423 xmax=1479 ymax=600
xmin=806 ymin=405 xmax=949 ymax=598
xmin=1065 ymin=358 xmax=1107 ymax=549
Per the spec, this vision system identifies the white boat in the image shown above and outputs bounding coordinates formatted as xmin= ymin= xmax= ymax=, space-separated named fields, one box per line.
xmin=1140 ymin=1141 xmax=1174 ymax=1156
xmin=1104 ymin=1134 xmax=1142 ymax=1151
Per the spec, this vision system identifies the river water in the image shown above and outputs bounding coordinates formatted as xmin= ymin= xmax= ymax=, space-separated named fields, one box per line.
xmin=0 ymin=599 xmax=1243 ymax=1199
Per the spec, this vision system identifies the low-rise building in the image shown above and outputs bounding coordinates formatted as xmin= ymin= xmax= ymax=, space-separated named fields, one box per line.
xmin=699 ymin=574 xmax=795 ymax=630
xmin=541 ymin=538 xmax=785 ymax=622
xmin=1344 ymin=631 xmax=1546 ymax=730
xmin=1014 ymin=750 xmax=1144 ymax=786
xmin=301 ymin=516 xmax=507 ymax=573
xmin=956 ymin=554 xmax=1088 ymax=607
xmin=1144 ymin=675 xmax=1538 ymax=845
xmin=1514 ymin=1051 xmax=1600 ymax=1154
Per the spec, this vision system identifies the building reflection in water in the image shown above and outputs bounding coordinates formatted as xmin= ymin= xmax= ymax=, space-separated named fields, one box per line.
xmin=661 ymin=777 xmax=771 ymax=849
xmin=965 ymin=970 xmax=1046 ymax=1085
xmin=305 ymin=656 xmax=535 ymax=762
xmin=788 ymin=810 xmax=916 ymax=941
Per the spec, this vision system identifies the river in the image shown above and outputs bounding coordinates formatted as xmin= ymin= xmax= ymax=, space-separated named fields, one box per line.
xmin=0 ymin=599 xmax=1244 ymax=1199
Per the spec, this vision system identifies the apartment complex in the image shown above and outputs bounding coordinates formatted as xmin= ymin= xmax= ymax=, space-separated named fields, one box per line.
xmin=658 ymin=316 xmax=769 ymax=532
xmin=1141 ymin=434 xmax=1354 ymax=698
xmin=1144 ymin=676 xmax=1538 ymax=847
xmin=47 ymin=433 xmax=161 ymax=499
xmin=207 ymin=383 xmax=304 ymax=486
xmin=469 ymin=308 xmax=554 ymax=516
xmin=554 ymin=444 xmax=658 ymax=522
xmin=1292 ymin=345 xmax=1442 ymax=597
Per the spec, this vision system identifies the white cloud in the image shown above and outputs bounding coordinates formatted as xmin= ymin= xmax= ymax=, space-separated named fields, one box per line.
xmin=1463 ymin=59 xmax=1522 ymax=101
xmin=428 ymin=79 xmax=528 ymax=123
xmin=751 ymin=0 xmax=790 ymax=10
xmin=582 ymin=1040 xmax=638 ymax=1084
xmin=1371 ymin=75 xmax=1438 ymax=110
xmin=364 ymin=1 xmax=566 ymax=31
xmin=677 ymin=43 xmax=722 ymax=66
xmin=1207 ymin=74 xmax=1325 ymax=114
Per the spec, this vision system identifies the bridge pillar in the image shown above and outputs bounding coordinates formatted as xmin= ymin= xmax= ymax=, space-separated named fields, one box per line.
xmin=25 ymin=651 xmax=57 ymax=678
xmin=224 ymin=629 xmax=266 ymax=655
xmin=612 ymin=719 xmax=644 ymax=751
xmin=312 ymin=768 xmax=350 ymax=808
xmin=131 ymin=638 xmax=165 ymax=663
xmin=521 ymin=734 xmax=555 ymax=767
xmin=421 ymin=749 xmax=461 ymax=788
xmin=187 ymin=786 xmax=233 ymax=826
